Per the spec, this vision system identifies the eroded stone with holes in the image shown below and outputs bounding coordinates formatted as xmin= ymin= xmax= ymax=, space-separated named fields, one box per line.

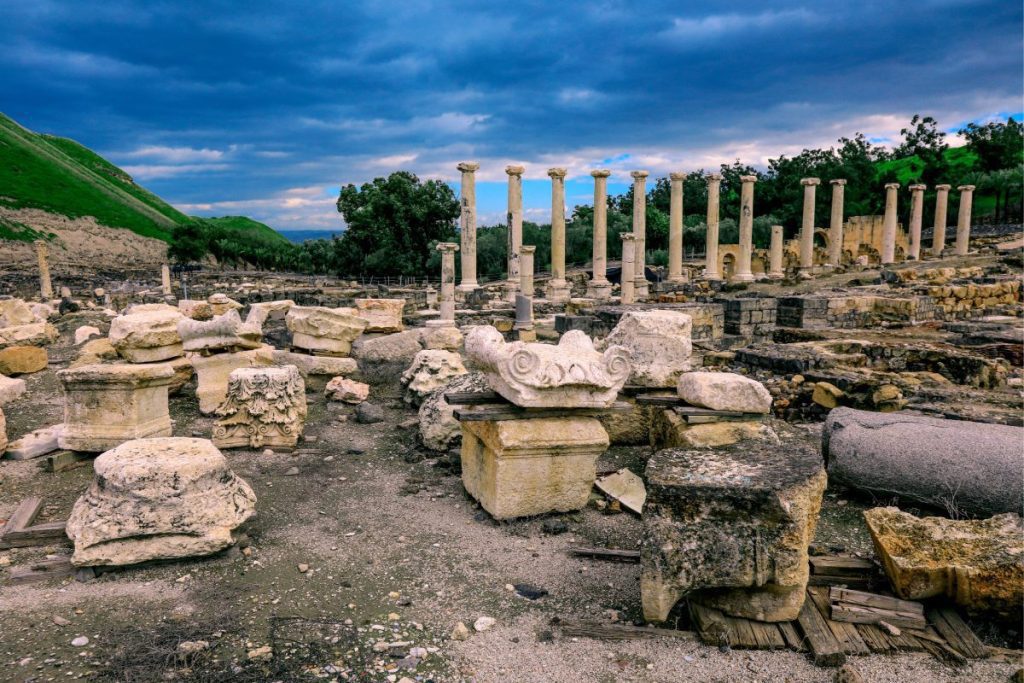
xmin=601 ymin=311 xmax=693 ymax=387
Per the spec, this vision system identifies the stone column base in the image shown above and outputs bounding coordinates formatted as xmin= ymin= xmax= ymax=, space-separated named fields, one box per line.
xmin=732 ymin=273 xmax=755 ymax=283
xmin=461 ymin=416 xmax=609 ymax=520
xmin=544 ymin=280 xmax=572 ymax=303
xmin=586 ymin=280 xmax=613 ymax=300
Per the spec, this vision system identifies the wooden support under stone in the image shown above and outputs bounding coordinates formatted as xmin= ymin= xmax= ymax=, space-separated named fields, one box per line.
xmin=0 ymin=497 xmax=71 ymax=549
xmin=448 ymin=390 xmax=632 ymax=422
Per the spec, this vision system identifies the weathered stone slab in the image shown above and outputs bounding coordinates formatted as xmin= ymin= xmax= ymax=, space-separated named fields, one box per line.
xmin=601 ymin=311 xmax=693 ymax=387
xmin=286 ymin=306 xmax=367 ymax=356
xmin=461 ymin=416 xmax=610 ymax=519
xmin=324 ymin=377 xmax=370 ymax=404
xmin=57 ymin=363 xmax=175 ymax=452
xmin=418 ymin=372 xmax=489 ymax=451
xmin=0 ymin=321 xmax=58 ymax=348
xmin=677 ymin=371 xmax=772 ymax=414
xmin=0 ymin=299 xmax=37 ymax=327
xmin=65 ymin=437 xmax=256 ymax=566
xmin=864 ymin=507 xmax=1023 ymax=616
xmin=823 ymin=408 xmax=1024 ymax=517
xmin=466 ymin=326 xmax=630 ymax=409
xmin=0 ymin=346 xmax=47 ymax=375
xmin=213 ymin=366 xmax=306 ymax=449
xmin=179 ymin=299 xmax=214 ymax=320
xmin=190 ymin=345 xmax=275 ymax=414
xmin=353 ymin=329 xmax=425 ymax=385
xmin=178 ymin=309 xmax=262 ymax=353
xmin=0 ymin=374 xmax=27 ymax=406
xmin=109 ymin=309 xmax=184 ymax=363
xmin=4 ymin=424 xmax=63 ymax=460
xmin=650 ymin=408 xmax=777 ymax=450
xmin=208 ymin=293 xmax=243 ymax=317
xmin=401 ymin=350 xmax=467 ymax=406
xmin=354 ymin=298 xmax=405 ymax=333
xmin=641 ymin=443 xmax=826 ymax=622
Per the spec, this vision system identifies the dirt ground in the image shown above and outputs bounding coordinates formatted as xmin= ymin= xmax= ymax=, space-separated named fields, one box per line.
xmin=0 ymin=319 xmax=1021 ymax=683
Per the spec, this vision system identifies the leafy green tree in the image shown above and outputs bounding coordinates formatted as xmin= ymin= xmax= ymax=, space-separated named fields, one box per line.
xmin=168 ymin=219 xmax=209 ymax=264
xmin=959 ymin=117 xmax=1024 ymax=172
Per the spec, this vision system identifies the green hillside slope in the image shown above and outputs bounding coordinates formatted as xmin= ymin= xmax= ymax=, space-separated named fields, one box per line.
xmin=0 ymin=112 xmax=285 ymax=246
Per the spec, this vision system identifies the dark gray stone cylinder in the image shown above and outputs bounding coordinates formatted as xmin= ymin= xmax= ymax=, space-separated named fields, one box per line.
xmin=822 ymin=407 xmax=1023 ymax=518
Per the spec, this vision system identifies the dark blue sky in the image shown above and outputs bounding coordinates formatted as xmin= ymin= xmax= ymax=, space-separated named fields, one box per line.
xmin=3 ymin=1 xmax=1021 ymax=230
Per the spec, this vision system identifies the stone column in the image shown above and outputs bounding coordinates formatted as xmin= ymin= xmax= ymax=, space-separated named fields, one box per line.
xmin=668 ymin=172 xmax=686 ymax=282
xmin=734 ymin=175 xmax=757 ymax=282
xmin=768 ymin=225 xmax=785 ymax=279
xmin=620 ymin=233 xmax=637 ymax=305
xmin=828 ymin=179 xmax=846 ymax=266
xmin=881 ymin=183 xmax=900 ymax=265
xmin=907 ymin=184 xmax=926 ymax=260
xmin=545 ymin=167 xmax=571 ymax=302
xmin=799 ymin=178 xmax=820 ymax=273
xmin=703 ymin=174 xmax=723 ymax=280
xmin=505 ymin=165 xmax=525 ymax=298
xmin=955 ymin=185 xmax=975 ymax=256
xmin=35 ymin=240 xmax=53 ymax=300
xmin=161 ymin=264 xmax=172 ymax=296
xmin=631 ymin=171 xmax=650 ymax=298
xmin=519 ymin=245 xmax=536 ymax=298
xmin=456 ymin=162 xmax=480 ymax=292
xmin=931 ymin=184 xmax=951 ymax=257
xmin=436 ymin=242 xmax=459 ymax=323
xmin=588 ymin=169 xmax=613 ymax=299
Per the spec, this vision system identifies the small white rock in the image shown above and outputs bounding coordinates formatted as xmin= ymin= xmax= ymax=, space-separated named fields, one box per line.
xmin=71 ymin=636 xmax=89 ymax=647
xmin=473 ymin=616 xmax=496 ymax=632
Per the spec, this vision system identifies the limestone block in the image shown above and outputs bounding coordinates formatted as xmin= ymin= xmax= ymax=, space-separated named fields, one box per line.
xmin=353 ymin=329 xmax=426 ymax=384
xmin=823 ymin=408 xmax=1023 ymax=517
xmin=418 ymin=372 xmax=490 ymax=451
xmin=650 ymin=408 xmax=778 ymax=450
xmin=641 ymin=444 xmax=826 ymax=622
xmin=179 ymin=299 xmax=214 ymax=320
xmin=812 ymin=381 xmax=844 ymax=408
xmin=325 ymin=376 xmax=370 ymax=404
xmin=864 ymin=507 xmax=1022 ymax=616
xmin=272 ymin=350 xmax=357 ymax=379
xmin=4 ymin=424 xmax=62 ymax=460
xmin=466 ymin=326 xmax=630 ymax=409
xmin=74 ymin=325 xmax=101 ymax=345
xmin=354 ymin=298 xmax=405 ymax=333
xmin=57 ymin=363 xmax=175 ymax=452
xmin=422 ymin=323 xmax=463 ymax=351
xmin=597 ymin=396 xmax=656 ymax=446
xmin=213 ymin=366 xmax=306 ymax=449
xmin=109 ymin=309 xmax=184 ymax=363
xmin=677 ymin=371 xmax=772 ymax=414
xmin=190 ymin=345 xmax=275 ymax=414
xmin=0 ymin=346 xmax=47 ymax=375
xmin=153 ymin=356 xmax=195 ymax=396
xmin=178 ymin=309 xmax=262 ymax=353
xmin=245 ymin=300 xmax=294 ymax=328
xmin=0 ymin=299 xmax=36 ymax=327
xmin=287 ymin=306 xmax=367 ymax=356
xmin=0 ymin=374 xmax=27 ymax=405
xmin=602 ymin=311 xmax=693 ymax=387
xmin=71 ymin=337 xmax=118 ymax=368
xmin=401 ymin=350 xmax=467 ymax=406
xmin=0 ymin=321 xmax=58 ymax=348
xmin=207 ymin=293 xmax=243 ymax=317
xmin=461 ymin=416 xmax=610 ymax=519
xmin=65 ymin=437 xmax=256 ymax=567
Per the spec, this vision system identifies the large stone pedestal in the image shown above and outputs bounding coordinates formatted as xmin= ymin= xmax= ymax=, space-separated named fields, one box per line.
xmin=191 ymin=345 xmax=275 ymax=414
xmin=213 ymin=366 xmax=306 ymax=449
xmin=461 ymin=416 xmax=609 ymax=520
xmin=641 ymin=443 xmax=826 ymax=623
xmin=58 ymin=363 xmax=175 ymax=452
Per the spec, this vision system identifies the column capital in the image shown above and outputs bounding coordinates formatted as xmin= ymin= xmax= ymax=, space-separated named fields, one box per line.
xmin=935 ymin=184 xmax=952 ymax=191
xmin=707 ymin=173 xmax=723 ymax=182
xmin=909 ymin=183 xmax=927 ymax=191
xmin=830 ymin=178 xmax=847 ymax=186
xmin=547 ymin=167 xmax=567 ymax=179
xmin=505 ymin=164 xmax=525 ymax=176
xmin=620 ymin=232 xmax=637 ymax=242
xmin=520 ymin=245 xmax=536 ymax=254
xmin=590 ymin=169 xmax=611 ymax=178
xmin=669 ymin=172 xmax=687 ymax=181
xmin=630 ymin=170 xmax=649 ymax=180
xmin=884 ymin=182 xmax=900 ymax=190
xmin=457 ymin=161 xmax=480 ymax=173
xmin=740 ymin=175 xmax=757 ymax=183
xmin=436 ymin=242 xmax=460 ymax=253
xmin=800 ymin=177 xmax=821 ymax=186
xmin=957 ymin=184 xmax=975 ymax=192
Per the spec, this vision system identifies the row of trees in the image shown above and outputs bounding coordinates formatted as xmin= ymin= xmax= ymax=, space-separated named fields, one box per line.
xmin=169 ymin=116 xmax=1023 ymax=277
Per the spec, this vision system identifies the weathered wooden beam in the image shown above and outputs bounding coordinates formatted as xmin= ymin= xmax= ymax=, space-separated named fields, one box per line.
xmin=7 ymin=557 xmax=75 ymax=585
xmin=828 ymin=587 xmax=923 ymax=614
xmin=927 ymin=607 xmax=987 ymax=659
xmin=454 ymin=401 xmax=633 ymax=422
xmin=796 ymin=592 xmax=847 ymax=666
xmin=810 ymin=556 xmax=876 ymax=577
xmin=830 ymin=603 xmax=927 ymax=630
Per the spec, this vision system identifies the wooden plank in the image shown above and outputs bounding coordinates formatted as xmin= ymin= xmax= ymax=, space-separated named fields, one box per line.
xmin=45 ymin=450 xmax=93 ymax=473
xmin=811 ymin=557 xmax=876 ymax=577
xmin=831 ymin=603 xmax=927 ymax=630
xmin=796 ymin=591 xmax=847 ymax=666
xmin=444 ymin=390 xmax=506 ymax=405
xmin=633 ymin=394 xmax=684 ymax=406
xmin=0 ymin=497 xmax=43 ymax=538
xmin=569 ymin=547 xmax=640 ymax=562
xmin=748 ymin=621 xmax=786 ymax=650
xmin=688 ymin=603 xmax=731 ymax=646
xmin=807 ymin=587 xmax=869 ymax=656
xmin=855 ymin=623 xmax=894 ymax=653
xmin=455 ymin=401 xmax=633 ymax=421
xmin=829 ymin=587 xmax=924 ymax=615
xmin=808 ymin=574 xmax=873 ymax=589
xmin=0 ymin=521 xmax=69 ymax=549
xmin=778 ymin=621 xmax=806 ymax=652
xmin=7 ymin=557 xmax=75 ymax=585
xmin=558 ymin=620 xmax=694 ymax=642
xmin=927 ymin=607 xmax=987 ymax=659
xmin=725 ymin=615 xmax=758 ymax=649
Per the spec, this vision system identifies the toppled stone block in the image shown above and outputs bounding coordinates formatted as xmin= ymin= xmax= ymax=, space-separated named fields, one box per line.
xmin=823 ymin=407 xmax=1024 ymax=517
xmin=812 ymin=381 xmax=844 ymax=409
xmin=354 ymin=298 xmax=405 ymax=333
xmin=191 ymin=345 xmax=275 ymax=414
xmin=641 ymin=443 xmax=826 ymax=622
xmin=353 ymin=329 xmax=426 ymax=385
xmin=65 ymin=437 xmax=256 ymax=566
xmin=650 ymin=408 xmax=778 ymax=450
xmin=58 ymin=363 xmax=175 ymax=452
xmin=0 ymin=374 xmax=27 ymax=406
xmin=109 ymin=308 xmax=184 ymax=363
xmin=178 ymin=299 xmax=214 ymax=320
xmin=325 ymin=376 xmax=370 ymax=404
xmin=286 ymin=306 xmax=367 ymax=356
xmin=601 ymin=311 xmax=693 ymax=387
xmin=4 ymin=424 xmax=63 ymax=460
xmin=401 ymin=350 xmax=467 ymax=406
xmin=178 ymin=309 xmax=262 ymax=353
xmin=677 ymin=371 xmax=773 ymax=414
xmin=461 ymin=416 xmax=610 ymax=519
xmin=421 ymin=322 xmax=463 ymax=351
xmin=0 ymin=345 xmax=47 ymax=375
xmin=418 ymin=372 xmax=490 ymax=451
xmin=864 ymin=507 xmax=1023 ymax=616
xmin=208 ymin=293 xmax=243 ymax=317
xmin=213 ymin=366 xmax=306 ymax=450
xmin=466 ymin=326 xmax=630 ymax=409
xmin=0 ymin=321 xmax=58 ymax=348
xmin=74 ymin=326 xmax=101 ymax=345
xmin=71 ymin=337 xmax=118 ymax=368
xmin=0 ymin=299 xmax=37 ymax=327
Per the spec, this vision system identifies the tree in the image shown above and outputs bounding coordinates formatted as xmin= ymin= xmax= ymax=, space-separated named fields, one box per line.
xmin=958 ymin=117 xmax=1024 ymax=173
xmin=168 ymin=219 xmax=209 ymax=264
xmin=334 ymin=171 xmax=460 ymax=276
xmin=894 ymin=115 xmax=949 ymax=186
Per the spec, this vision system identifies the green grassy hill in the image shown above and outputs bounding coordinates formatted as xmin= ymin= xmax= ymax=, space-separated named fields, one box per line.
xmin=0 ymin=112 xmax=285 ymax=245
xmin=204 ymin=215 xmax=291 ymax=246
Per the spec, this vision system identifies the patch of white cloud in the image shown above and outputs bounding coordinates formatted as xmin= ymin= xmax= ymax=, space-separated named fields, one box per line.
xmin=121 ymin=163 xmax=232 ymax=180
xmin=1 ymin=40 xmax=158 ymax=78
xmin=120 ymin=145 xmax=226 ymax=163
xmin=663 ymin=9 xmax=818 ymax=41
